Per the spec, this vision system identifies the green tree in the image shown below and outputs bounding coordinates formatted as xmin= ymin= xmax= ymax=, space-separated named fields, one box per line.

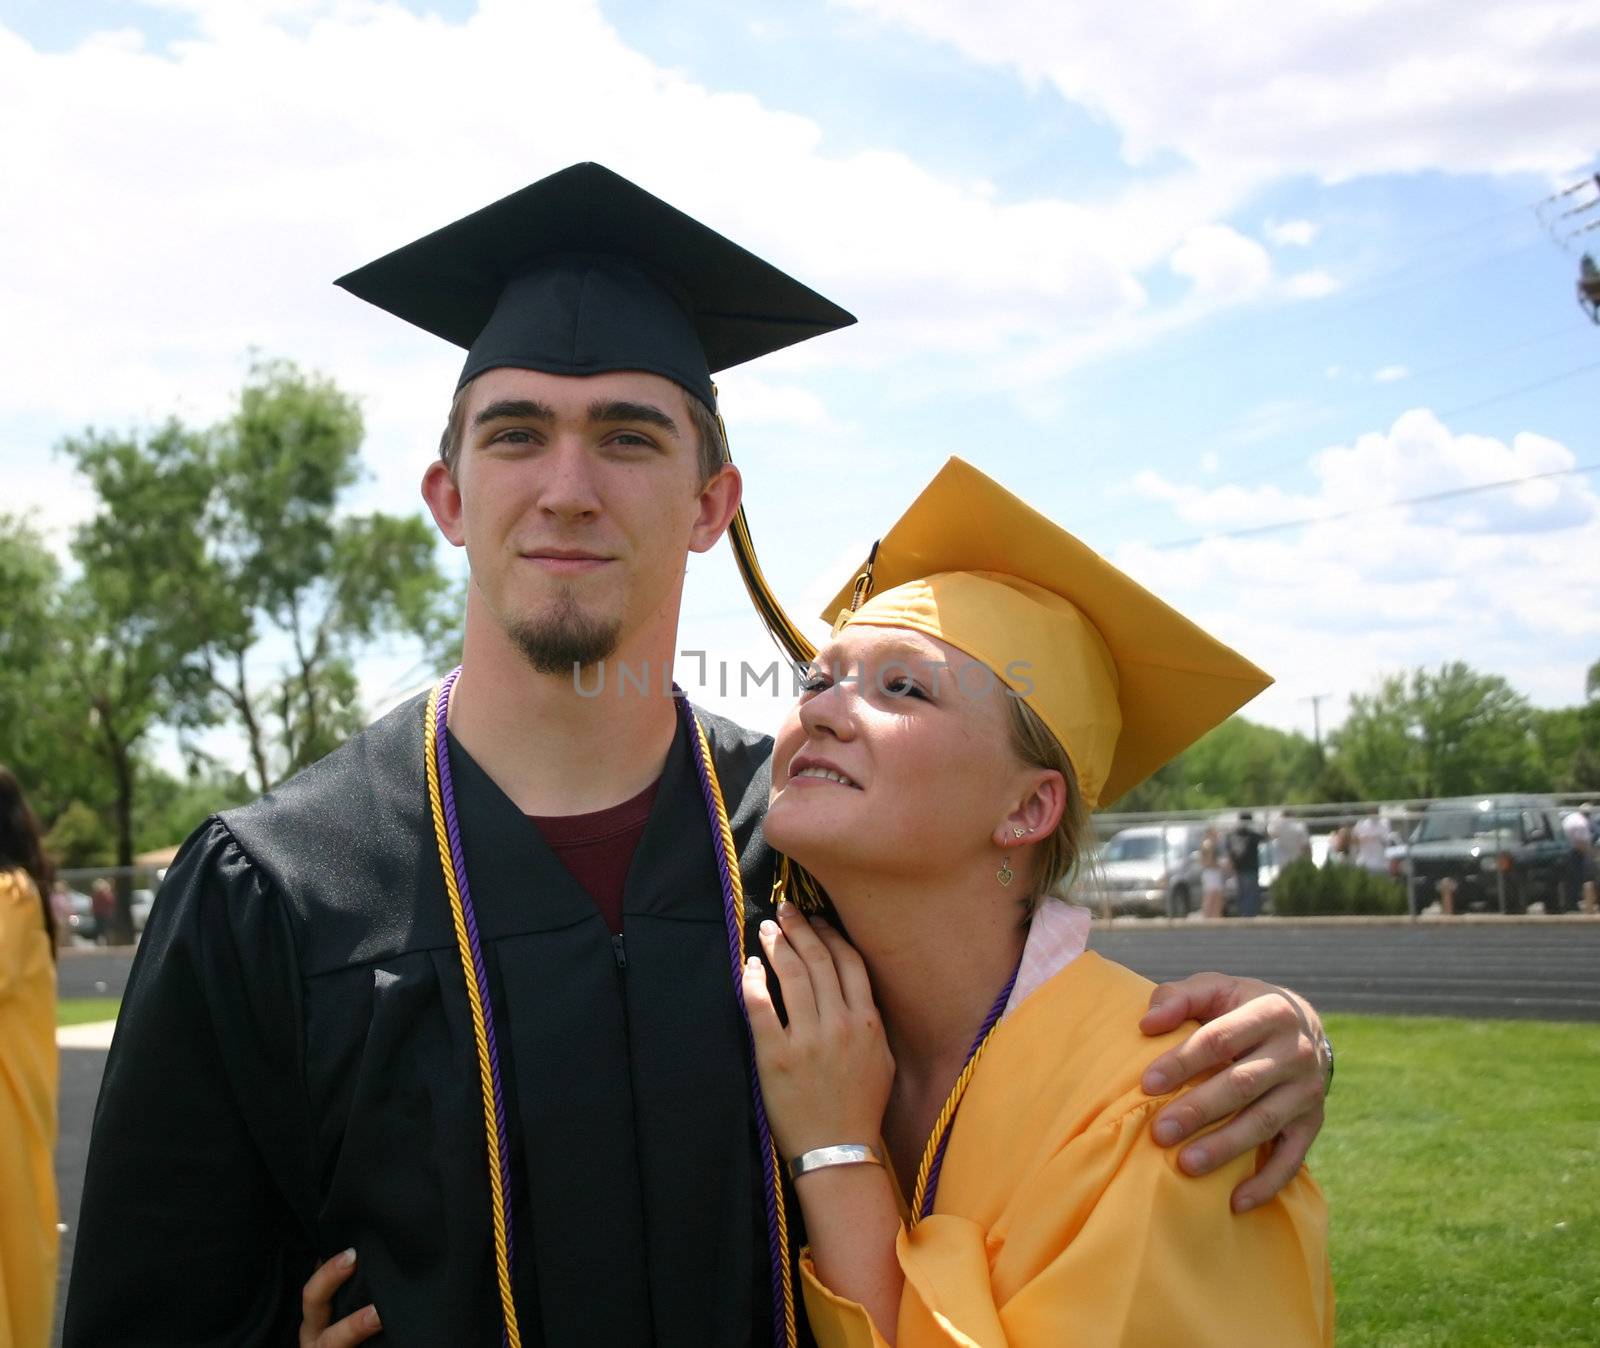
xmin=185 ymin=358 xmax=457 ymax=790
xmin=1547 ymin=656 xmax=1600 ymax=792
xmin=0 ymin=515 xmax=68 ymax=805
xmin=1108 ymin=716 xmax=1320 ymax=811
xmin=1332 ymin=662 xmax=1543 ymax=799
xmin=0 ymin=515 xmax=123 ymax=831
xmin=1184 ymin=718 xmax=1321 ymax=804
xmin=133 ymin=761 xmax=253 ymax=853
xmin=1305 ymin=753 xmax=1363 ymax=806
xmin=44 ymin=801 xmax=114 ymax=869
xmin=17 ymin=358 xmax=454 ymax=943
xmin=55 ymin=421 xmax=220 ymax=939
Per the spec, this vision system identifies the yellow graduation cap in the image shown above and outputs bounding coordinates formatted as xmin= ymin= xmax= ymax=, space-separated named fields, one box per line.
xmin=822 ymin=457 xmax=1272 ymax=808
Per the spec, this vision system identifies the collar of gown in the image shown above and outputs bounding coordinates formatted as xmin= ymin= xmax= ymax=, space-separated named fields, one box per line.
xmin=1004 ymin=898 xmax=1091 ymax=1018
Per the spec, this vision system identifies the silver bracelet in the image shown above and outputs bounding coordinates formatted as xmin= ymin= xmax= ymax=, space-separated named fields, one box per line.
xmin=1315 ymin=1030 xmax=1336 ymax=1092
xmin=788 ymin=1143 xmax=885 ymax=1180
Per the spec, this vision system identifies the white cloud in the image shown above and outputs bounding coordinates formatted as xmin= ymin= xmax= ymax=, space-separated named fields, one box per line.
xmin=1283 ymin=269 xmax=1339 ymax=300
xmin=714 ymin=375 xmax=839 ymax=432
xmin=1169 ymin=224 xmax=1272 ymax=298
xmin=839 ymin=0 xmax=1600 ymax=182
xmin=1374 ymin=365 xmax=1410 ymax=382
xmin=0 ymin=0 xmax=1311 ymax=452
xmin=1116 ymin=408 xmax=1600 ymax=728
xmin=1264 ymin=218 xmax=1318 ymax=247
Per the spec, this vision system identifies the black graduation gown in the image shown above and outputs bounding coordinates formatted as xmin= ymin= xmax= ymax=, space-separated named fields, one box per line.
xmin=62 ymin=692 xmax=805 ymax=1347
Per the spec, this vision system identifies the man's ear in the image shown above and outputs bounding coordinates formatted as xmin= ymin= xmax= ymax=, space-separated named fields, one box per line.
xmin=422 ymin=460 xmax=466 ymax=547
xmin=688 ymin=462 xmax=743 ymax=555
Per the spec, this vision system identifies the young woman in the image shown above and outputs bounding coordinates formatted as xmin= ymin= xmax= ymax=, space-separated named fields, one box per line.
xmin=744 ymin=460 xmax=1331 ymax=1344
xmin=0 ymin=765 xmax=60 ymax=1348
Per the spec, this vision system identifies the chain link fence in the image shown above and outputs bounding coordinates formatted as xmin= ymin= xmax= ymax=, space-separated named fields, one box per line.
xmin=1072 ymin=792 xmax=1598 ymax=922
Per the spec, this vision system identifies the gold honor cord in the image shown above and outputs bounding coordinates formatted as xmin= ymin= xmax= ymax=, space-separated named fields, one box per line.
xmin=907 ymin=1024 xmax=1001 ymax=1225
xmin=690 ymin=713 xmax=799 ymax=1348
xmin=424 ymin=682 xmax=523 ymax=1348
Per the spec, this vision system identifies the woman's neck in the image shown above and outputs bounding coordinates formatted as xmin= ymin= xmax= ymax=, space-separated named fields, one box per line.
xmin=825 ymin=866 xmax=1028 ymax=1090
xmin=817 ymin=864 xmax=1028 ymax=1193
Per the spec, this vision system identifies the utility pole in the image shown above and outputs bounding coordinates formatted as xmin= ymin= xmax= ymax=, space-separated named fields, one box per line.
xmin=1300 ymin=692 xmax=1331 ymax=753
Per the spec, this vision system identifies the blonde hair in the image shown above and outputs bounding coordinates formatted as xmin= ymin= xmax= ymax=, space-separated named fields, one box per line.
xmin=1003 ymin=693 xmax=1094 ymax=917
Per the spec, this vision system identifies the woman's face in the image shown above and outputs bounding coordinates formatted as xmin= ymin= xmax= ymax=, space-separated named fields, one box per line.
xmin=766 ymin=624 xmax=1033 ymax=887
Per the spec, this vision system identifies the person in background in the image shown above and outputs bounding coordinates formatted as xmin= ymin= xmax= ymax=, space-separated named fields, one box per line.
xmin=0 ymin=765 xmax=59 ymax=1348
xmin=1561 ymin=803 xmax=1594 ymax=914
xmin=48 ymin=880 xmax=72 ymax=950
xmin=1324 ymin=823 xmax=1351 ymax=865
xmin=1351 ymin=810 xmax=1390 ymax=876
xmin=1269 ymin=809 xmax=1311 ymax=866
xmin=1228 ymin=812 xmax=1266 ymax=918
xmin=1199 ymin=831 xmax=1227 ymax=920
xmin=88 ymin=877 xmax=114 ymax=945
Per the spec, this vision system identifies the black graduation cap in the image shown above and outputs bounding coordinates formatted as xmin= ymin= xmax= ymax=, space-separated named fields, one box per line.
xmin=334 ymin=162 xmax=856 ymax=407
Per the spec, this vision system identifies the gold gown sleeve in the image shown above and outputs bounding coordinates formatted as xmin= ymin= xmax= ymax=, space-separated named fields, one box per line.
xmin=799 ymin=956 xmax=1333 ymax=1347
xmin=803 ymin=1106 xmax=1330 ymax=1346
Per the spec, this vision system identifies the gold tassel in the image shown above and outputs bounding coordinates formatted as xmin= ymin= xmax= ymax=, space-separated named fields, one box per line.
xmin=771 ymin=852 xmax=828 ymax=915
xmin=730 ymin=508 xmax=815 ymax=667
xmin=713 ymin=385 xmax=817 ymax=668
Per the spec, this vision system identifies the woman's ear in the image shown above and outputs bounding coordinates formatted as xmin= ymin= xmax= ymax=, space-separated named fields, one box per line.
xmin=993 ymin=768 xmax=1067 ymax=848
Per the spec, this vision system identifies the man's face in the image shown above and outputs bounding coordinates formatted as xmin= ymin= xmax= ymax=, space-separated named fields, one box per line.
xmin=423 ymin=367 xmax=734 ymax=673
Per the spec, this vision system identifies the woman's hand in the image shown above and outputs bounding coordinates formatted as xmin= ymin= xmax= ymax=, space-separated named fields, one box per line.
xmin=742 ymin=902 xmax=895 ymax=1160
xmin=299 ymin=1250 xmax=381 ymax=1347
xmin=744 ymin=905 xmax=906 ymax=1336
xmin=1138 ymin=974 xmax=1329 ymax=1211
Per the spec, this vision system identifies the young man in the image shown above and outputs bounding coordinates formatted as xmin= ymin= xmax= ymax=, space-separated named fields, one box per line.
xmin=65 ymin=165 xmax=1330 ymax=1347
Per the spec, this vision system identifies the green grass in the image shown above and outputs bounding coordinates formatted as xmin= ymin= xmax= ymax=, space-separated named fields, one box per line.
xmin=56 ymin=996 xmax=121 ymax=1026
xmin=1317 ymin=1014 xmax=1600 ymax=1346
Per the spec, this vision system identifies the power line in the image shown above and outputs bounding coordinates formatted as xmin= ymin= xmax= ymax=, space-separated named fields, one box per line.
xmin=1139 ymin=233 xmax=1544 ymax=384
xmin=1380 ymin=322 xmax=1588 ymax=386
xmin=1150 ymin=459 xmax=1600 ymax=550
xmin=1096 ymin=344 xmax=1600 ymax=528
xmin=1434 ymin=358 xmax=1600 ymax=419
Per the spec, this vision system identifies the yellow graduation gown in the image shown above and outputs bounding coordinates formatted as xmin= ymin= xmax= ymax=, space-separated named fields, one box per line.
xmin=0 ymin=869 xmax=57 ymax=1348
xmin=800 ymin=951 xmax=1333 ymax=1347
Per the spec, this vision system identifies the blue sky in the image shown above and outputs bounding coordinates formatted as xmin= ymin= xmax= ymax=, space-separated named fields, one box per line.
xmin=1 ymin=0 xmax=1596 ymax=748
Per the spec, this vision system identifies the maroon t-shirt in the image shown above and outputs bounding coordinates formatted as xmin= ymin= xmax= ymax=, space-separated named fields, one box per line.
xmin=527 ymin=777 xmax=660 ymax=935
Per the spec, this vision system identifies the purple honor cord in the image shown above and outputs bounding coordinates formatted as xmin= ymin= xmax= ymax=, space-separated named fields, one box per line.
xmin=433 ymin=669 xmax=517 ymax=1348
xmin=918 ymin=963 xmax=1021 ymax=1222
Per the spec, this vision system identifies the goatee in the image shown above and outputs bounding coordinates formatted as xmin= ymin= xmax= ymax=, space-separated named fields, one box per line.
xmin=508 ymin=595 xmax=620 ymax=676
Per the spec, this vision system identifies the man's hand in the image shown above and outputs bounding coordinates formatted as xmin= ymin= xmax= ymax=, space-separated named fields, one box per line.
xmin=1139 ymin=973 xmax=1328 ymax=1213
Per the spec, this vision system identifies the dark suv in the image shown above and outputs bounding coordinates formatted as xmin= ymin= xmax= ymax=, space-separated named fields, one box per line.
xmin=1404 ymin=796 xmax=1574 ymax=913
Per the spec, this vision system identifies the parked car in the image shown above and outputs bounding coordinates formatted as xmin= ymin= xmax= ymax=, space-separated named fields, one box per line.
xmin=131 ymin=888 xmax=156 ymax=933
xmin=1087 ymin=823 xmax=1213 ymax=917
xmin=1403 ymin=796 xmax=1574 ymax=913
